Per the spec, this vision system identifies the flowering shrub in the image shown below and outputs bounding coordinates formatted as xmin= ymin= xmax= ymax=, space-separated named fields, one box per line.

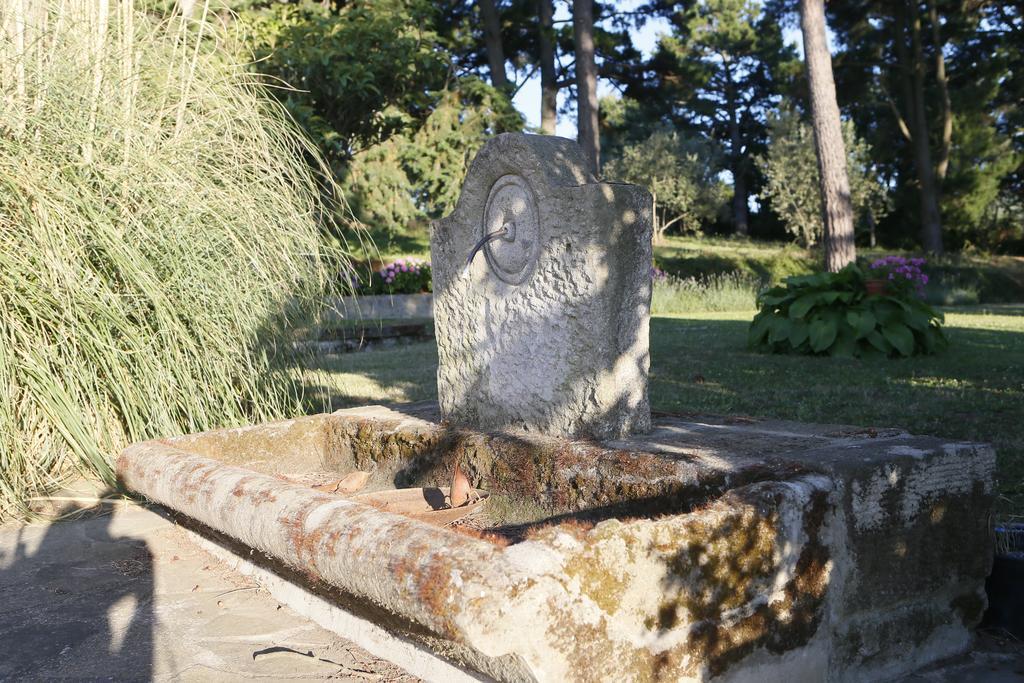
xmin=749 ymin=264 xmax=947 ymax=358
xmin=868 ymin=255 xmax=929 ymax=297
xmin=353 ymin=258 xmax=432 ymax=295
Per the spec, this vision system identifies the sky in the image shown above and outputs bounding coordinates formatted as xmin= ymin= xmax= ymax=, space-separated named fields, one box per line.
xmin=511 ymin=2 xmax=807 ymax=138
xmin=511 ymin=1 xmax=671 ymax=137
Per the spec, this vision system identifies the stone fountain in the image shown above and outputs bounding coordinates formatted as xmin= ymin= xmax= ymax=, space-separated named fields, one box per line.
xmin=118 ymin=134 xmax=995 ymax=682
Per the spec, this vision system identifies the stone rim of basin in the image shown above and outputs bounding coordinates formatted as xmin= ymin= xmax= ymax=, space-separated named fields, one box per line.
xmin=116 ymin=404 xmax=995 ymax=682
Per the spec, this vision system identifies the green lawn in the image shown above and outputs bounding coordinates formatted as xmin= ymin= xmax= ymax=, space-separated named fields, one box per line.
xmin=302 ymin=305 xmax=1024 ymax=520
xmin=355 ymin=231 xmax=1024 ymax=304
xmin=653 ymin=235 xmax=1024 ymax=304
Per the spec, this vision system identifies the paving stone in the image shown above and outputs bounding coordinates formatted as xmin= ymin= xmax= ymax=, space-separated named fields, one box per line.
xmin=0 ymin=497 xmax=418 ymax=682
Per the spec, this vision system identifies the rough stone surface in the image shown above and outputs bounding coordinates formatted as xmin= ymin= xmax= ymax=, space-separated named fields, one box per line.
xmin=431 ymin=133 xmax=653 ymax=440
xmin=117 ymin=405 xmax=998 ymax=682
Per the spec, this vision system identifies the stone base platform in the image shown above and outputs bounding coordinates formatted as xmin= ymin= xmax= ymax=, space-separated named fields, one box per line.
xmin=117 ymin=405 xmax=996 ymax=682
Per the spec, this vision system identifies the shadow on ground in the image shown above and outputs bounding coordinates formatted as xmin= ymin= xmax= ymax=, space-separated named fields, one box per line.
xmin=0 ymin=494 xmax=153 ymax=680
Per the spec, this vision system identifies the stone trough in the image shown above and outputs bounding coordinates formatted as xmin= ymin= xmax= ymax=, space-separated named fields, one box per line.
xmin=117 ymin=404 xmax=995 ymax=682
xmin=118 ymin=134 xmax=996 ymax=681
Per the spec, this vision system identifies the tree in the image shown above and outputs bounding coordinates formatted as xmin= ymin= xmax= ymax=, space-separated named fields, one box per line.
xmin=574 ymin=0 xmax=601 ymax=172
xmin=800 ymin=0 xmax=854 ymax=271
xmin=538 ymin=0 xmax=558 ymax=133
xmin=759 ymin=109 xmax=888 ymax=249
xmin=901 ymin=0 xmax=944 ymax=253
xmin=240 ymin=0 xmax=523 ymax=241
xmin=479 ymin=0 xmax=509 ymax=89
xmin=605 ymin=128 xmax=729 ymax=241
xmin=241 ymin=0 xmax=450 ymax=163
xmin=347 ymin=82 xmax=523 ymax=240
xmin=645 ymin=0 xmax=800 ymax=236
xmin=824 ymin=0 xmax=1019 ymax=253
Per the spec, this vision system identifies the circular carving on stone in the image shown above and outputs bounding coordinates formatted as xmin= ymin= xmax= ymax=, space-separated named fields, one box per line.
xmin=482 ymin=175 xmax=540 ymax=285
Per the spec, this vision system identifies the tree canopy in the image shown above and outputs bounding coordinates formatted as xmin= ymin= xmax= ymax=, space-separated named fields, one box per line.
xmin=217 ymin=0 xmax=1022 ymax=255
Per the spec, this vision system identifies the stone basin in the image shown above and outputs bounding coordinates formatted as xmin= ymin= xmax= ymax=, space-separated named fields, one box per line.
xmin=116 ymin=404 xmax=995 ymax=682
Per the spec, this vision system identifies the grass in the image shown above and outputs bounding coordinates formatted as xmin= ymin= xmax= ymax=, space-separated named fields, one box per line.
xmin=653 ymin=235 xmax=1024 ymax=303
xmin=652 ymin=273 xmax=758 ymax=314
xmin=351 ymin=231 xmax=1024 ymax=304
xmin=0 ymin=2 xmax=347 ymax=518
xmin=303 ymin=304 xmax=1024 ymax=520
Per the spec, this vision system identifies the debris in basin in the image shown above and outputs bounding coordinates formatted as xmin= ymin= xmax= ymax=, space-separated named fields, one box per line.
xmin=351 ymin=487 xmax=488 ymax=527
xmin=312 ymin=470 xmax=372 ymax=495
xmin=449 ymin=461 xmax=480 ymax=508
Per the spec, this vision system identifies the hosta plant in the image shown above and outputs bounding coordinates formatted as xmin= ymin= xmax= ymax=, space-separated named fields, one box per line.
xmin=749 ymin=265 xmax=947 ymax=358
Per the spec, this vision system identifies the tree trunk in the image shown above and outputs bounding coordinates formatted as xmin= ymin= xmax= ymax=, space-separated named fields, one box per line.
xmin=731 ymin=163 xmax=749 ymax=236
xmin=800 ymin=0 xmax=856 ymax=272
xmin=538 ymin=0 xmax=557 ymax=134
xmin=479 ymin=0 xmax=508 ymax=90
xmin=723 ymin=63 xmax=749 ymax=236
xmin=926 ymin=0 xmax=952 ymax=182
xmin=573 ymin=0 xmax=600 ymax=174
xmin=904 ymin=0 xmax=944 ymax=254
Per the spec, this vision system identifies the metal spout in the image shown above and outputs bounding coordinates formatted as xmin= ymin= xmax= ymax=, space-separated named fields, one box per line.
xmin=461 ymin=223 xmax=511 ymax=279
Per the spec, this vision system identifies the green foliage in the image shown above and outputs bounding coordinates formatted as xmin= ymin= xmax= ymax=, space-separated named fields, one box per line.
xmin=655 ymin=236 xmax=816 ymax=285
xmin=654 ymin=236 xmax=1024 ymax=305
xmin=604 ymin=128 xmax=729 ymax=237
xmin=638 ymin=0 xmax=801 ymax=235
xmin=941 ymin=111 xmax=1022 ymax=251
xmin=826 ymin=1 xmax=1022 ymax=253
xmin=758 ymin=108 xmax=889 ymax=247
xmin=0 ymin=4 xmax=345 ymax=517
xmin=749 ymin=266 xmax=947 ymax=357
xmin=240 ymin=1 xmax=522 ymax=243
xmin=345 ymin=83 xmax=521 ymax=241
xmin=652 ymin=273 xmax=758 ymax=314
xmin=241 ymin=0 xmax=449 ymax=161
xmin=921 ymin=256 xmax=1024 ymax=304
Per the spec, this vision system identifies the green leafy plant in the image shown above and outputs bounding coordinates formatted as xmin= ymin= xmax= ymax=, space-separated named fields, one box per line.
xmin=749 ymin=266 xmax=947 ymax=358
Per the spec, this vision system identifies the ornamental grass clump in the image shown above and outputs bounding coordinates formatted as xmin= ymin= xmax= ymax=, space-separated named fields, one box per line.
xmin=749 ymin=264 xmax=947 ymax=358
xmin=0 ymin=1 xmax=350 ymax=517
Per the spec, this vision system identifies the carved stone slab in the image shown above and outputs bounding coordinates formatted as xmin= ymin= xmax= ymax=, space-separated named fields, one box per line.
xmin=431 ymin=134 xmax=652 ymax=439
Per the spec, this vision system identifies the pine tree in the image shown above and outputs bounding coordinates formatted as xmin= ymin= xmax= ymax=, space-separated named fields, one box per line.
xmin=800 ymin=0 xmax=855 ymax=271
